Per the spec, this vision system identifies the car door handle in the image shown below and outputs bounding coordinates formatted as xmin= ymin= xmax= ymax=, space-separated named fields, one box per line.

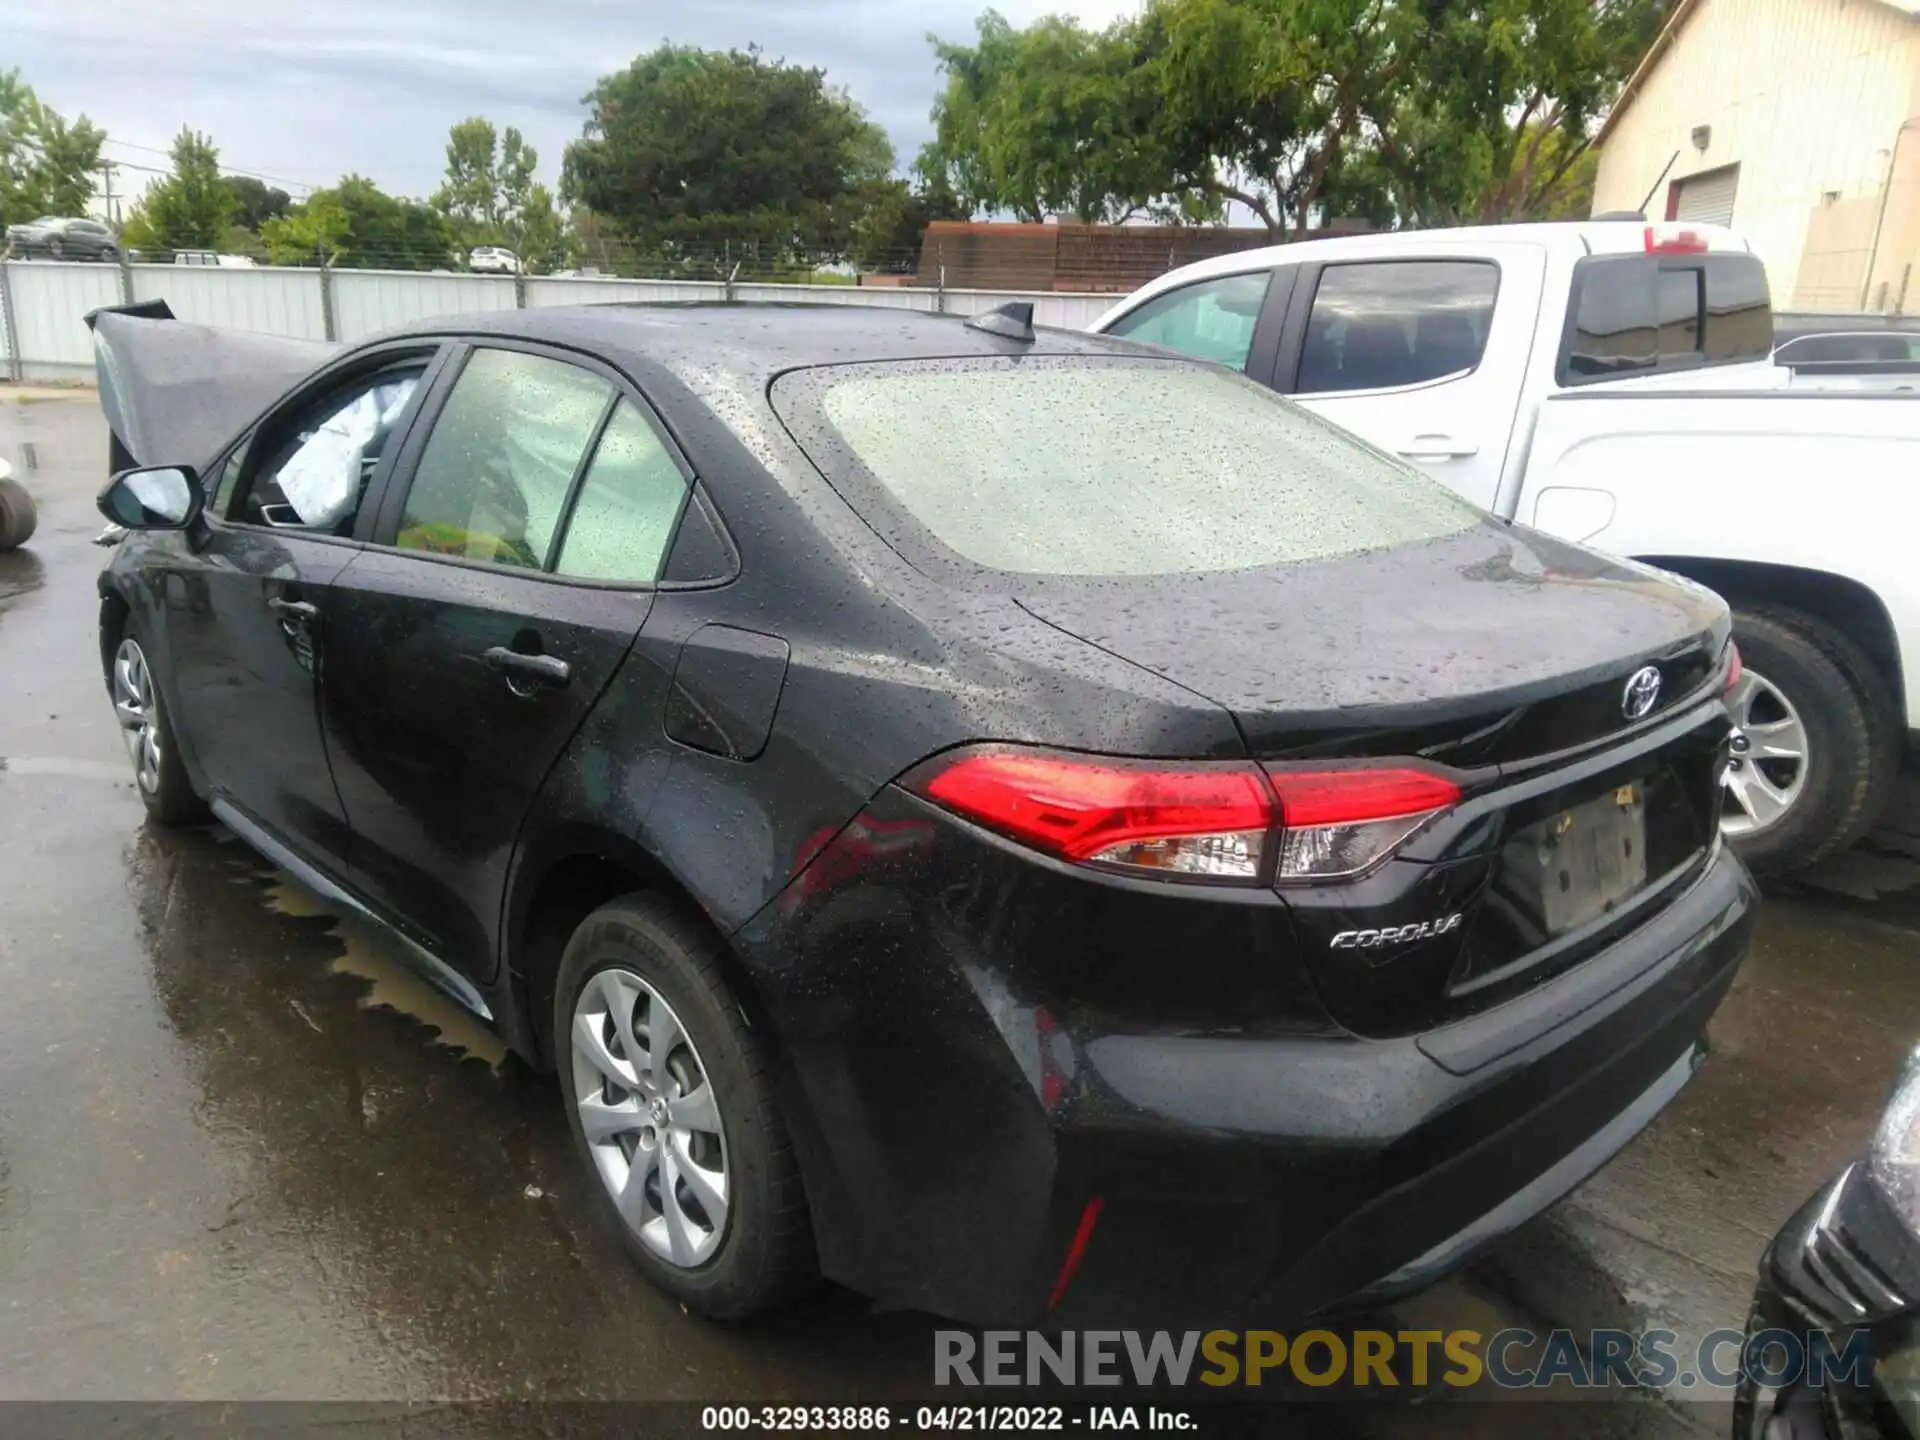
xmin=1396 ymin=435 xmax=1479 ymax=461
xmin=482 ymin=646 xmax=572 ymax=687
xmin=267 ymin=597 xmax=319 ymax=621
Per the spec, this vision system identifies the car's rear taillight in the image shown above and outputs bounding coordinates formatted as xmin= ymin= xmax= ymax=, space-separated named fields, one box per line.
xmin=914 ymin=749 xmax=1273 ymax=880
xmin=1264 ymin=766 xmax=1462 ymax=882
xmin=1644 ymin=224 xmax=1709 ymax=254
xmin=907 ymin=747 xmax=1460 ymax=885
xmin=1723 ymin=641 xmax=1742 ymax=694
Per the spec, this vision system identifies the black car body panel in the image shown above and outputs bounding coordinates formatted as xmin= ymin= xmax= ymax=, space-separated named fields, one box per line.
xmin=94 ymin=302 xmax=1753 ymax=1323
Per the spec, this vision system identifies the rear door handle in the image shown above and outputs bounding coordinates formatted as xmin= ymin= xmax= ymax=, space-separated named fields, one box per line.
xmin=267 ymin=597 xmax=319 ymax=621
xmin=1396 ymin=435 xmax=1479 ymax=461
xmin=482 ymin=646 xmax=572 ymax=688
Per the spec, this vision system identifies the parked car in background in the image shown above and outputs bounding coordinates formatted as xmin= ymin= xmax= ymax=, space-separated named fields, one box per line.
xmin=1735 ymin=1047 xmax=1920 ymax=1438
xmin=1094 ymin=220 xmax=1920 ymax=879
xmin=468 ymin=245 xmax=521 ymax=275
xmin=89 ymin=300 xmax=1752 ymax=1324
xmin=5 ymin=216 xmax=119 ymax=261
xmin=173 ymin=251 xmax=257 ymax=269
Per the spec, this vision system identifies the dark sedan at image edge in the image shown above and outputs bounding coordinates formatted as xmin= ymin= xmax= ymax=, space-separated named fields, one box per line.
xmin=88 ymin=298 xmax=1756 ymax=1327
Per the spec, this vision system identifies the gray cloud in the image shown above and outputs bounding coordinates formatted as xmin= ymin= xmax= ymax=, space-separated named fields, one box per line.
xmin=12 ymin=0 xmax=1140 ymax=202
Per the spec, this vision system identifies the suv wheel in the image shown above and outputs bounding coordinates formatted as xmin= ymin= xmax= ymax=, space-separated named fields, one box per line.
xmin=555 ymin=894 xmax=816 ymax=1318
xmin=1722 ymin=606 xmax=1896 ymax=875
xmin=111 ymin=631 xmax=206 ymax=826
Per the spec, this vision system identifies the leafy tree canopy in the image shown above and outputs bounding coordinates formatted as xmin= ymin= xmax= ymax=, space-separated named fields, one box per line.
xmin=226 ymin=175 xmax=291 ymax=230
xmin=261 ymin=175 xmax=457 ymax=270
xmin=0 ymin=70 xmax=105 ymax=228
xmin=561 ymin=45 xmax=898 ymax=262
xmin=121 ymin=127 xmax=234 ymax=252
xmin=919 ymin=0 xmax=1667 ymax=235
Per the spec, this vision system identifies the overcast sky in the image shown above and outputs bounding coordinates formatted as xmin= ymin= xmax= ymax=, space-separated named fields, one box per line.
xmin=13 ymin=0 xmax=1144 ymax=207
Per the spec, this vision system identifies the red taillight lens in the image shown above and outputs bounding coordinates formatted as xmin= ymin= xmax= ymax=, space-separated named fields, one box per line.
xmin=1644 ymin=224 xmax=1709 ymax=254
xmin=1265 ymin=766 xmax=1462 ymax=882
xmin=916 ymin=749 xmax=1275 ymax=880
xmin=1723 ymin=642 xmax=1742 ymax=694
xmin=910 ymin=748 xmax=1462 ymax=885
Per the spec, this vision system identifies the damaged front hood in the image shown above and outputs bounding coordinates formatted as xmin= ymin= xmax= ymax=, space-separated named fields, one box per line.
xmin=87 ymin=301 xmax=338 ymax=469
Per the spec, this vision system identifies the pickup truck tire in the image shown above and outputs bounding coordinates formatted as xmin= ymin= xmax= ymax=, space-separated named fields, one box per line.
xmin=1724 ymin=606 xmax=1897 ymax=876
xmin=0 ymin=475 xmax=37 ymax=551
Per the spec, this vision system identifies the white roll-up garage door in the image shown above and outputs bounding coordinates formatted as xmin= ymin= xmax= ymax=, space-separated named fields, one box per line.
xmin=1673 ymin=166 xmax=1740 ymax=227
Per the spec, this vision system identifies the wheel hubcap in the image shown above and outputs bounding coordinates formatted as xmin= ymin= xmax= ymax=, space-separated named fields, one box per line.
xmin=570 ymin=969 xmax=730 ymax=1268
xmin=1721 ymin=666 xmax=1810 ymax=838
xmin=112 ymin=637 xmax=163 ymax=795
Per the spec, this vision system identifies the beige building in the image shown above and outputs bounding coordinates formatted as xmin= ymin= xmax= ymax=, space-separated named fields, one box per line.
xmin=1592 ymin=0 xmax=1920 ymax=313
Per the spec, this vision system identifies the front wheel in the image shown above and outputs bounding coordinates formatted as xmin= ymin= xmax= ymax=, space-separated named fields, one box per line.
xmin=1721 ymin=606 xmax=1897 ymax=876
xmin=555 ymin=894 xmax=816 ymax=1318
xmin=111 ymin=631 xmax=207 ymax=826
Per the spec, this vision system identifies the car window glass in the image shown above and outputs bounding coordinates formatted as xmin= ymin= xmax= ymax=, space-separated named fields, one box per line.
xmin=1296 ymin=261 xmax=1499 ymax=394
xmin=1565 ymin=254 xmax=1771 ymax=381
xmin=396 ymin=348 xmax=612 ymax=570
xmin=1103 ymin=271 xmax=1271 ymax=369
xmin=553 ymin=401 xmax=689 ymax=583
xmin=212 ymin=432 xmax=253 ymax=515
xmin=783 ymin=357 xmax=1478 ymax=577
xmin=233 ymin=366 xmax=425 ymax=532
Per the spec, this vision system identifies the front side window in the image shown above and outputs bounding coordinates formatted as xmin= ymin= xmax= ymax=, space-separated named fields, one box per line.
xmin=231 ymin=365 xmax=425 ymax=532
xmin=396 ymin=348 xmax=613 ymax=569
xmin=1103 ymin=271 xmax=1272 ymax=370
xmin=1296 ymin=261 xmax=1499 ymax=394
xmin=553 ymin=401 xmax=690 ymax=583
xmin=776 ymin=357 xmax=1478 ymax=578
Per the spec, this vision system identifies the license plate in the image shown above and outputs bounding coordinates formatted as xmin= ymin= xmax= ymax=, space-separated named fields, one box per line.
xmin=1526 ymin=782 xmax=1649 ymax=935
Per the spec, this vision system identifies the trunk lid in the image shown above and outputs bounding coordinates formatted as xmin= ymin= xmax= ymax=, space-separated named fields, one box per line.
xmin=1017 ymin=524 xmax=1733 ymax=1038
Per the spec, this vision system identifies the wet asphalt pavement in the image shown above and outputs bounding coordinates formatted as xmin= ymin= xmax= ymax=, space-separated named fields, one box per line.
xmin=3 ymin=392 xmax=1919 ymax=1433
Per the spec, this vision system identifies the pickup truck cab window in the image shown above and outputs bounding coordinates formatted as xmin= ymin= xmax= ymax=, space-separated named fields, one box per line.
xmin=1101 ymin=270 xmax=1272 ymax=370
xmin=1296 ymin=260 xmax=1499 ymax=394
xmin=1561 ymin=252 xmax=1771 ymax=384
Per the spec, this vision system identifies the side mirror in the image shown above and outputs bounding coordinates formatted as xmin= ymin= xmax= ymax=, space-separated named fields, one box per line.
xmin=98 ymin=466 xmax=202 ymax=530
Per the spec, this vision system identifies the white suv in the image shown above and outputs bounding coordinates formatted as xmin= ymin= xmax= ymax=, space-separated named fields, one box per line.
xmin=469 ymin=246 xmax=521 ymax=276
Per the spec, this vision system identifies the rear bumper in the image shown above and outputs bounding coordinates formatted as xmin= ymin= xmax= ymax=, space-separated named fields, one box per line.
xmin=737 ymin=798 xmax=1756 ymax=1325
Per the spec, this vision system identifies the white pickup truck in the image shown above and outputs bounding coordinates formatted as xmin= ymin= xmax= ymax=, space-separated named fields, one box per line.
xmin=1092 ymin=220 xmax=1918 ymax=876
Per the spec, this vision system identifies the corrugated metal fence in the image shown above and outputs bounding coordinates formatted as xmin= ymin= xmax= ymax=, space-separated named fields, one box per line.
xmin=0 ymin=261 xmax=1120 ymax=381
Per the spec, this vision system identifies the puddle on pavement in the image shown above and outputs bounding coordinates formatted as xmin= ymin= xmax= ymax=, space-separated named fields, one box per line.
xmin=260 ymin=871 xmax=508 ymax=1068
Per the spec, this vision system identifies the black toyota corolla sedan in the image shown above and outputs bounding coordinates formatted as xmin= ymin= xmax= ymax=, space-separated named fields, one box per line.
xmin=89 ymin=298 xmax=1755 ymax=1324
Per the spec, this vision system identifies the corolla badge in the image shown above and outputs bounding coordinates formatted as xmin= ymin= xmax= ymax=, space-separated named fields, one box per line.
xmin=1622 ymin=665 xmax=1663 ymax=721
xmin=1330 ymin=913 xmax=1464 ymax=950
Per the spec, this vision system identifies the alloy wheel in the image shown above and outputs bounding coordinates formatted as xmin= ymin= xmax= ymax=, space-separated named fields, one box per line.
xmin=112 ymin=637 xmax=163 ymax=795
xmin=1721 ymin=666 xmax=1810 ymax=838
xmin=571 ymin=968 xmax=731 ymax=1268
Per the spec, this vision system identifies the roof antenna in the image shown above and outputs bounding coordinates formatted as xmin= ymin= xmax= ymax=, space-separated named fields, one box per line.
xmin=965 ymin=302 xmax=1036 ymax=342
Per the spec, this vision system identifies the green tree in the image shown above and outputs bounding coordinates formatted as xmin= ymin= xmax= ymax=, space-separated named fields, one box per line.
xmin=261 ymin=176 xmax=456 ymax=270
xmin=139 ymin=127 xmax=235 ymax=250
xmin=917 ymin=0 xmax=1665 ymax=235
xmin=433 ymin=117 xmax=561 ymax=267
xmin=226 ymin=175 xmax=291 ymax=230
xmin=561 ymin=45 xmax=895 ymax=263
xmin=0 ymin=70 xmax=105 ymax=228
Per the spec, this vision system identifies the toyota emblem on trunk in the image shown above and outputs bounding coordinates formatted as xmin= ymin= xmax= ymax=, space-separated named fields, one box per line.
xmin=1622 ymin=665 xmax=1663 ymax=721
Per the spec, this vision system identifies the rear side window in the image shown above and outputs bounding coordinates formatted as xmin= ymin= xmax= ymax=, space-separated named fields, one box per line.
xmin=396 ymin=348 xmax=612 ymax=569
xmin=1561 ymin=254 xmax=1771 ymax=383
xmin=1102 ymin=271 xmax=1272 ymax=370
xmin=552 ymin=401 xmax=690 ymax=583
xmin=1296 ymin=261 xmax=1498 ymax=394
xmin=775 ymin=357 xmax=1478 ymax=578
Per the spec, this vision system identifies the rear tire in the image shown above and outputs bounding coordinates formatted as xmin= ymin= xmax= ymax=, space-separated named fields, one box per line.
xmin=0 ymin=476 xmax=36 ymax=551
xmin=554 ymin=893 xmax=816 ymax=1318
xmin=1723 ymin=605 xmax=1897 ymax=876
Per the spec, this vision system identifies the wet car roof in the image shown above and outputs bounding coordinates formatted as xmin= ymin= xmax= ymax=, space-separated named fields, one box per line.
xmin=378 ymin=302 xmax=1156 ymax=388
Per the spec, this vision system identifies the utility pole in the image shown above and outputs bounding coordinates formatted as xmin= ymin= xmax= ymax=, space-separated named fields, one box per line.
xmin=99 ymin=160 xmax=119 ymax=226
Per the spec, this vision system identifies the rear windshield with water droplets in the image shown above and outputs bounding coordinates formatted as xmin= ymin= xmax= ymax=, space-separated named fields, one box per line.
xmin=772 ymin=356 xmax=1479 ymax=579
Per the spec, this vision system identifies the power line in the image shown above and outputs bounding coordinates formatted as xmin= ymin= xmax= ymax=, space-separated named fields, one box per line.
xmin=100 ymin=137 xmax=315 ymax=196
